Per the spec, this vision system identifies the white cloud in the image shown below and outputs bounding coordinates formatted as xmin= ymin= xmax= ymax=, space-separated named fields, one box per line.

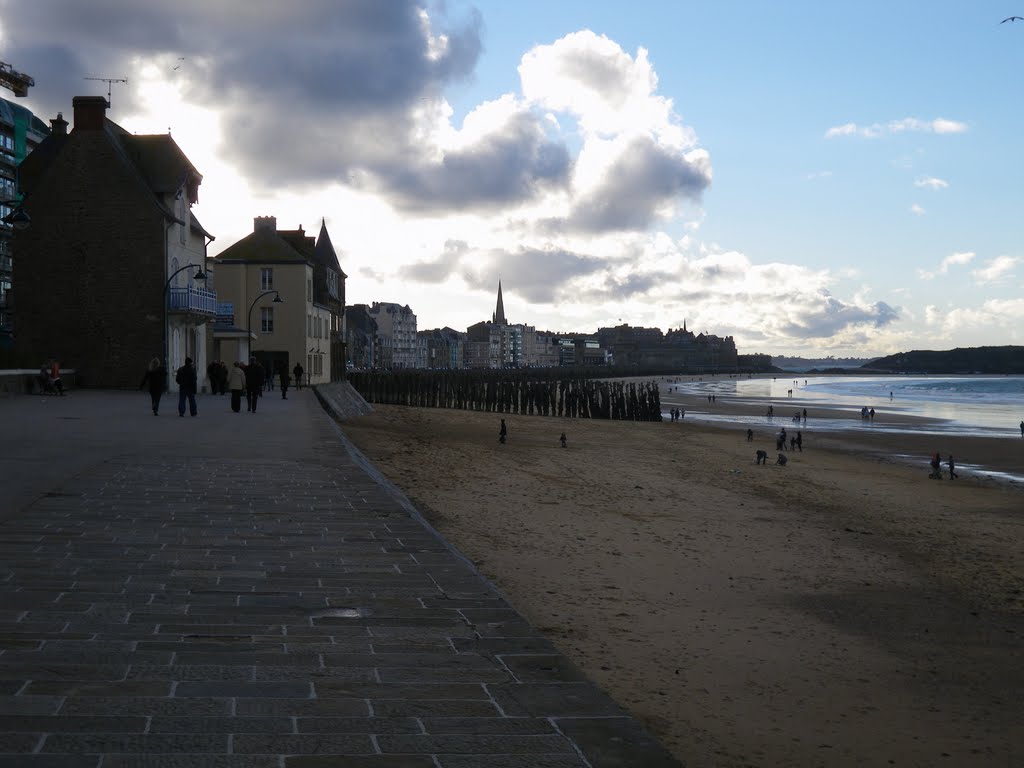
xmin=806 ymin=170 xmax=832 ymax=180
xmin=914 ymin=176 xmax=949 ymax=190
xmin=918 ymin=250 xmax=975 ymax=280
xmin=971 ymin=255 xmax=1020 ymax=284
xmin=926 ymin=299 xmax=1024 ymax=340
xmin=825 ymin=117 xmax=968 ymax=139
xmin=910 ymin=203 xmax=926 ymax=216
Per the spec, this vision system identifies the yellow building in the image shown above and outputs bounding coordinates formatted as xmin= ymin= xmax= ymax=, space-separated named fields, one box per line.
xmin=211 ymin=216 xmax=345 ymax=385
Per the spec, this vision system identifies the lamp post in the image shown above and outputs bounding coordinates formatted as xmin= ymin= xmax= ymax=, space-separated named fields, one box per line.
xmin=1 ymin=202 xmax=30 ymax=231
xmin=246 ymin=290 xmax=283 ymax=363
xmin=163 ymin=263 xmax=207 ymax=389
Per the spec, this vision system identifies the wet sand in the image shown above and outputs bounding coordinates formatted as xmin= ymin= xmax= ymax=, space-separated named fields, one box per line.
xmin=340 ymin=398 xmax=1024 ymax=767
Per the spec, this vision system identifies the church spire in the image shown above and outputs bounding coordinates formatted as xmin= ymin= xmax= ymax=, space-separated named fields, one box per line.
xmin=492 ymin=279 xmax=507 ymax=325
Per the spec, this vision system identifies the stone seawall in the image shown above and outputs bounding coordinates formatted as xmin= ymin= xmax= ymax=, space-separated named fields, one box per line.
xmin=314 ymin=380 xmax=374 ymax=421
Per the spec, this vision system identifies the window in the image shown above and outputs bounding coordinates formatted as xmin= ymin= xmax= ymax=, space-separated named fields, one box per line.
xmin=307 ymin=279 xmax=312 ymax=301
xmin=261 ymin=307 xmax=274 ymax=333
xmin=307 ymin=314 xmax=312 ymax=337
xmin=261 ymin=268 xmax=274 ymax=291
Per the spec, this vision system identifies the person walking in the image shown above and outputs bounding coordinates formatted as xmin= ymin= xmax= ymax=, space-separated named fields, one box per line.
xmin=293 ymin=362 xmax=304 ymax=390
xmin=746 ymin=428 xmax=753 ymax=442
xmin=244 ymin=357 xmax=265 ymax=413
xmin=929 ymin=452 xmax=942 ymax=479
xmin=227 ymin=361 xmax=246 ymax=413
xmin=947 ymin=455 xmax=958 ymax=479
xmin=499 ymin=418 xmax=507 ymax=444
xmin=796 ymin=431 xmax=803 ymax=452
xmin=559 ymin=432 xmax=567 ymax=448
xmin=175 ymin=357 xmax=198 ymax=417
xmin=139 ymin=357 xmax=166 ymax=415
xmin=279 ymin=364 xmax=290 ymax=399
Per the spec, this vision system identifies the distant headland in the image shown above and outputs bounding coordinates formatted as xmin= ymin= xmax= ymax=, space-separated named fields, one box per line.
xmin=859 ymin=346 xmax=1024 ymax=375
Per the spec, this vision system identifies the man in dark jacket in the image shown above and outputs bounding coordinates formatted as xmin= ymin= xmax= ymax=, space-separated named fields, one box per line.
xmin=176 ymin=357 xmax=198 ymax=417
xmin=244 ymin=357 xmax=265 ymax=413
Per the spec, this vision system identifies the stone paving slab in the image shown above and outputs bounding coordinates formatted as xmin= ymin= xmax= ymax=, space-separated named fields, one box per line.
xmin=0 ymin=388 xmax=682 ymax=766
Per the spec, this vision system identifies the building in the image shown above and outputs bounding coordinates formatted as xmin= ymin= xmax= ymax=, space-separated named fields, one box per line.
xmin=13 ymin=96 xmax=215 ymax=388
xmin=344 ymin=303 xmax=378 ymax=369
xmin=0 ymin=97 xmax=49 ymax=341
xmin=417 ymin=327 xmax=465 ymax=369
xmin=212 ymin=216 xmax=345 ymax=385
xmin=368 ymin=302 xmax=417 ymax=369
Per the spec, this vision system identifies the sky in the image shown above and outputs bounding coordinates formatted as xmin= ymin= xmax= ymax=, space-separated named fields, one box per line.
xmin=2 ymin=0 xmax=1022 ymax=357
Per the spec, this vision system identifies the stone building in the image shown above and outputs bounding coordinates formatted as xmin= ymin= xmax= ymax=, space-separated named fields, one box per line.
xmin=368 ymin=302 xmax=417 ymax=369
xmin=13 ymin=96 xmax=215 ymax=388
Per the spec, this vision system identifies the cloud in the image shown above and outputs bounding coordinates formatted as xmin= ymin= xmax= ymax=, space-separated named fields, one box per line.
xmin=918 ymin=250 xmax=975 ymax=279
xmin=914 ymin=176 xmax=949 ymax=190
xmin=925 ymin=300 xmax=1024 ymax=340
xmin=825 ymin=117 xmax=968 ymax=139
xmin=806 ymin=171 xmax=832 ymax=180
xmin=910 ymin=204 xmax=926 ymax=216
xmin=971 ymin=255 xmax=1020 ymax=284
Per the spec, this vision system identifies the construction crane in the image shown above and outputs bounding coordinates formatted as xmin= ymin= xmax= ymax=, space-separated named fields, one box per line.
xmin=0 ymin=61 xmax=34 ymax=97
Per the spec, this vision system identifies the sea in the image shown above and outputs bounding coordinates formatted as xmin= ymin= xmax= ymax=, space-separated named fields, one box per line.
xmin=665 ymin=374 xmax=1024 ymax=482
xmin=674 ymin=375 xmax=1024 ymax=436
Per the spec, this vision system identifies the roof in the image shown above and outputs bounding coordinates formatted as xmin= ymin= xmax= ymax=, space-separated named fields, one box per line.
xmin=16 ymin=111 xmax=203 ymax=222
xmin=214 ymin=227 xmax=316 ymax=265
xmin=314 ymin=219 xmax=346 ymax=278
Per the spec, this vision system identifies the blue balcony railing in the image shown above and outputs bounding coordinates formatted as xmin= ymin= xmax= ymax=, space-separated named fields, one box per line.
xmin=168 ymin=286 xmax=217 ymax=315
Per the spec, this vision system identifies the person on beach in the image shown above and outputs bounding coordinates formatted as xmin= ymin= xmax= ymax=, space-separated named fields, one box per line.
xmin=929 ymin=452 xmax=943 ymax=479
xmin=948 ymin=455 xmax=958 ymax=479
xmin=499 ymin=419 xmax=507 ymax=444
xmin=796 ymin=431 xmax=803 ymax=452
xmin=559 ymin=432 xmax=567 ymax=448
xmin=1020 ymin=420 xmax=1023 ymax=437
xmin=747 ymin=428 xmax=754 ymax=442
xmin=139 ymin=357 xmax=166 ymax=415
xmin=175 ymin=357 xmax=198 ymax=417
xmin=776 ymin=453 xmax=788 ymax=466
xmin=227 ymin=361 xmax=246 ymax=413
xmin=756 ymin=450 xmax=768 ymax=465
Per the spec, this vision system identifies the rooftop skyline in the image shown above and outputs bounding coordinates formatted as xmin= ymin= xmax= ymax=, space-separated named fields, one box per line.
xmin=3 ymin=1 xmax=1022 ymax=356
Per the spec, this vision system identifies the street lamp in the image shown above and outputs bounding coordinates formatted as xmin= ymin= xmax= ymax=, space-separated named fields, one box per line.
xmin=163 ymin=263 xmax=207 ymax=388
xmin=1 ymin=202 xmax=30 ymax=231
xmin=246 ymin=290 xmax=283 ymax=362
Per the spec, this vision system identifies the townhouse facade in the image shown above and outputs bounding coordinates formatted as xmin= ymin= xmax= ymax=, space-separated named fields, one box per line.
xmin=12 ymin=96 xmax=215 ymax=389
xmin=212 ymin=216 xmax=345 ymax=385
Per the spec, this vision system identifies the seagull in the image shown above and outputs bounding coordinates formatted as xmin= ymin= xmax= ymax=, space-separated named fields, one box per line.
xmin=172 ymin=57 xmax=185 ymax=70
xmin=1001 ymin=15 xmax=1024 ymax=22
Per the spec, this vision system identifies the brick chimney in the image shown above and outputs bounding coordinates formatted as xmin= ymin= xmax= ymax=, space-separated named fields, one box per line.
xmin=50 ymin=112 xmax=68 ymax=136
xmin=72 ymin=96 xmax=108 ymax=131
xmin=254 ymin=216 xmax=277 ymax=232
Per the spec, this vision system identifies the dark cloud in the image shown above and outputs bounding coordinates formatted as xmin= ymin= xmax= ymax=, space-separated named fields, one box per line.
xmin=4 ymin=0 xmax=526 ymax=208
xmin=457 ymin=246 xmax=604 ymax=304
xmin=378 ymin=112 xmax=571 ymax=212
xmin=782 ymin=296 xmax=899 ymax=338
xmin=399 ymin=239 xmax=468 ymax=283
xmin=567 ymin=136 xmax=711 ymax=232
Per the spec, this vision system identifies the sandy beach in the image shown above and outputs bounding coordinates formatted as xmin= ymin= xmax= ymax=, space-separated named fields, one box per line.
xmin=339 ymin=393 xmax=1024 ymax=767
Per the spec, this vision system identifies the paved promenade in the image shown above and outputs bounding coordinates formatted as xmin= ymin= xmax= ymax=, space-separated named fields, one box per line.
xmin=0 ymin=386 xmax=681 ymax=767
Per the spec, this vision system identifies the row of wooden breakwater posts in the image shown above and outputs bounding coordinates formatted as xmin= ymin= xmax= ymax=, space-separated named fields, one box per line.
xmin=347 ymin=370 xmax=664 ymax=421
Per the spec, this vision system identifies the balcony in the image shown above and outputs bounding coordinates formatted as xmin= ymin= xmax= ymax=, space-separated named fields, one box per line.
xmin=168 ymin=286 xmax=217 ymax=315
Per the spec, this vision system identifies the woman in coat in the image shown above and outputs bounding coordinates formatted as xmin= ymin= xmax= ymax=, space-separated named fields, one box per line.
xmin=227 ymin=361 xmax=246 ymax=413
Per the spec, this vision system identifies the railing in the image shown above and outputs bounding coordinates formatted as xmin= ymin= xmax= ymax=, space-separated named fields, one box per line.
xmin=168 ymin=286 xmax=217 ymax=315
